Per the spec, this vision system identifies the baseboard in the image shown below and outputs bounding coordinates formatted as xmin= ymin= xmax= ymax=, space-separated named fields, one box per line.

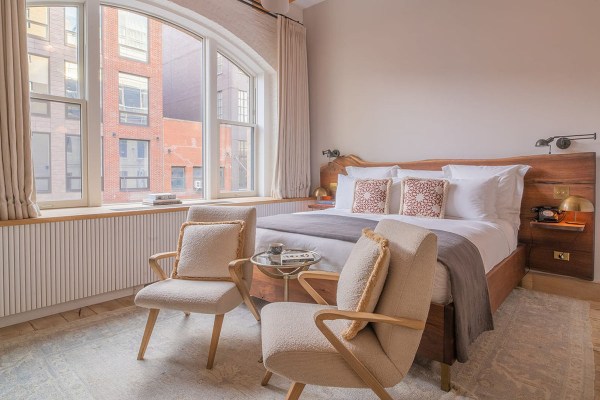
xmin=521 ymin=270 xmax=600 ymax=302
xmin=0 ymin=286 xmax=144 ymax=329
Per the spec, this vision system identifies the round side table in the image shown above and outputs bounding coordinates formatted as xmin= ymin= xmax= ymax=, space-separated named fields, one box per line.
xmin=251 ymin=249 xmax=321 ymax=302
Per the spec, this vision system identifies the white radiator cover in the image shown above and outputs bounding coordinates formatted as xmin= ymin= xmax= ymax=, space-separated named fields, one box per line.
xmin=0 ymin=201 xmax=312 ymax=320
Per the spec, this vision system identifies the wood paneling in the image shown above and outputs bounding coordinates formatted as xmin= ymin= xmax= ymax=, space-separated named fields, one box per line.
xmin=487 ymin=245 xmax=527 ymax=312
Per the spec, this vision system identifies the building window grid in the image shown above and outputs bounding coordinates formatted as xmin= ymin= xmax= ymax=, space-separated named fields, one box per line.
xmin=119 ymin=139 xmax=150 ymax=191
xmin=118 ymin=72 xmax=149 ymax=126
xmin=217 ymin=90 xmax=223 ymax=119
xmin=118 ymin=9 xmax=149 ymax=62
xmin=26 ymin=7 xmax=49 ymax=40
xmin=237 ymin=90 xmax=249 ymax=123
xmin=65 ymin=7 xmax=77 ymax=47
xmin=171 ymin=166 xmax=185 ymax=191
xmin=32 ymin=132 xmax=51 ymax=193
xmin=27 ymin=3 xmax=260 ymax=207
xmin=65 ymin=135 xmax=82 ymax=192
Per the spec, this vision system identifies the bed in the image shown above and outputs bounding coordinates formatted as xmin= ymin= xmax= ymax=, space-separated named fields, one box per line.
xmin=250 ymin=152 xmax=596 ymax=391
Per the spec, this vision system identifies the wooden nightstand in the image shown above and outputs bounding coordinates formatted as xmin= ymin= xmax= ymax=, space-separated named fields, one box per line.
xmin=526 ymin=218 xmax=594 ymax=280
xmin=307 ymin=203 xmax=335 ymax=211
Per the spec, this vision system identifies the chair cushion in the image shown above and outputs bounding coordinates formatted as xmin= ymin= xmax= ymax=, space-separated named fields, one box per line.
xmin=351 ymin=178 xmax=392 ymax=214
xmin=172 ymin=221 xmax=245 ymax=280
xmin=261 ymin=302 xmax=401 ymax=388
xmin=336 ymin=229 xmax=390 ymax=340
xmin=134 ymin=279 xmax=242 ymax=314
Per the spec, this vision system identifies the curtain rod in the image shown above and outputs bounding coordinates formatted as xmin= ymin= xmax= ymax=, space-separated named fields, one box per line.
xmin=236 ymin=0 xmax=304 ymax=25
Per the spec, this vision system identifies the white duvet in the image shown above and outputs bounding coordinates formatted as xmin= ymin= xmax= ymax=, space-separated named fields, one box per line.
xmin=256 ymin=209 xmax=518 ymax=304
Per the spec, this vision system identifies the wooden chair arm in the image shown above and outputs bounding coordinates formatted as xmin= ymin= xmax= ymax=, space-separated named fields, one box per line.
xmin=297 ymin=271 xmax=340 ymax=306
xmin=314 ymin=309 xmax=425 ymax=331
xmin=148 ymin=251 xmax=177 ymax=281
xmin=229 ymin=258 xmax=261 ymax=321
xmin=312 ymin=308 xmax=425 ymax=400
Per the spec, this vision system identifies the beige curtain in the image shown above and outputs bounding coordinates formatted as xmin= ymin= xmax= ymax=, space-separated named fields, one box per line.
xmin=272 ymin=16 xmax=311 ymax=199
xmin=0 ymin=0 xmax=39 ymax=220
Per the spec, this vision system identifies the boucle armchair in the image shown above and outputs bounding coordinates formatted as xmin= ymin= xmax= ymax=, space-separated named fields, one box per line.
xmin=260 ymin=220 xmax=438 ymax=400
xmin=134 ymin=206 xmax=260 ymax=369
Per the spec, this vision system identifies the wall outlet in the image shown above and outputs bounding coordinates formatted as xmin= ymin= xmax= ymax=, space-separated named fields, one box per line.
xmin=553 ymin=185 xmax=570 ymax=199
xmin=554 ymin=251 xmax=570 ymax=261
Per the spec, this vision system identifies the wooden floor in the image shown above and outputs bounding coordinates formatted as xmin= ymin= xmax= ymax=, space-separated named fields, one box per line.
xmin=0 ymin=294 xmax=598 ymax=396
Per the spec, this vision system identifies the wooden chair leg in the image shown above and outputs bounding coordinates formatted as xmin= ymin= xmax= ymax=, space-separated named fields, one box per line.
xmin=441 ymin=363 xmax=451 ymax=392
xmin=184 ymin=312 xmax=190 ymax=317
xmin=285 ymin=382 xmax=305 ymax=400
xmin=137 ymin=308 xmax=159 ymax=360
xmin=261 ymin=370 xmax=273 ymax=386
xmin=206 ymin=314 xmax=224 ymax=369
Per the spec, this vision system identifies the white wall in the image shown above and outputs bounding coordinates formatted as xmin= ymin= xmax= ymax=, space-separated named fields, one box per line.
xmin=304 ymin=0 xmax=600 ymax=281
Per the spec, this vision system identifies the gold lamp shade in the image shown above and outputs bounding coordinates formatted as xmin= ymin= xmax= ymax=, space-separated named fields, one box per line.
xmin=559 ymin=195 xmax=594 ymax=212
xmin=312 ymin=187 xmax=328 ymax=199
xmin=559 ymin=195 xmax=594 ymax=224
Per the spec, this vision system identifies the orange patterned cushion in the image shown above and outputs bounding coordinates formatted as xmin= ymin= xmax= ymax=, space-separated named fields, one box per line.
xmin=400 ymin=177 xmax=449 ymax=218
xmin=352 ymin=179 xmax=392 ymax=214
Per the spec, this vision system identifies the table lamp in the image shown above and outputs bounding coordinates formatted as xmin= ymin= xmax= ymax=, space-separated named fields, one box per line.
xmin=312 ymin=187 xmax=328 ymax=201
xmin=558 ymin=195 xmax=594 ymax=224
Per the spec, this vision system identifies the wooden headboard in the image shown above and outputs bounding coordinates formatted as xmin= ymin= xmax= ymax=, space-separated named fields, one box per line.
xmin=320 ymin=152 xmax=596 ymax=280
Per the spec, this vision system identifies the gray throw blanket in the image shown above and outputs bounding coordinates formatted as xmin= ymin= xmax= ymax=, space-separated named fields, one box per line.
xmin=257 ymin=214 xmax=493 ymax=362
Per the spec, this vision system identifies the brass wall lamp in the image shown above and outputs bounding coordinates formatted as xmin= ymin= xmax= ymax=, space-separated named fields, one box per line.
xmin=535 ymin=133 xmax=596 ymax=154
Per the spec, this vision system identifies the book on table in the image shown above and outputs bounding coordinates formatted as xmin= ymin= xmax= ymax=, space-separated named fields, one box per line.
xmin=281 ymin=252 xmax=315 ymax=264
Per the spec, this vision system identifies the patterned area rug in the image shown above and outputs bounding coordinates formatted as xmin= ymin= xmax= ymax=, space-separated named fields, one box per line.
xmin=0 ymin=288 xmax=594 ymax=399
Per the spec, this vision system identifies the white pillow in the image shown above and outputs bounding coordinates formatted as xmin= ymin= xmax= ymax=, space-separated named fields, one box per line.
xmin=396 ymin=169 xmax=445 ymax=179
xmin=445 ymin=177 xmax=498 ymax=220
xmin=334 ymin=174 xmax=356 ymax=209
xmin=346 ymin=165 xmax=399 ymax=179
xmin=442 ymin=164 xmax=530 ymax=227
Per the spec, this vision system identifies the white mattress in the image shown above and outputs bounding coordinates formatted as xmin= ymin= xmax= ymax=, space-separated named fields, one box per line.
xmin=256 ymin=209 xmax=518 ymax=304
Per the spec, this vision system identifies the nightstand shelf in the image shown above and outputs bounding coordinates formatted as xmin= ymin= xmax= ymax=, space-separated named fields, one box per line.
xmin=529 ymin=221 xmax=585 ymax=232
xmin=308 ymin=203 xmax=335 ymax=210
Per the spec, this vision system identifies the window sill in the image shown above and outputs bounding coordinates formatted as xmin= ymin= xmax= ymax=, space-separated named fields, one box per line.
xmin=0 ymin=197 xmax=313 ymax=227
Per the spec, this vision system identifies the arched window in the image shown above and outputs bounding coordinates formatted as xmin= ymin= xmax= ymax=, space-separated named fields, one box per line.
xmin=26 ymin=0 xmax=272 ymax=208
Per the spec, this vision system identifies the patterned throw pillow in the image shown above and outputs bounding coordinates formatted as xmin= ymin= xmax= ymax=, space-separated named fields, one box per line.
xmin=352 ymin=178 xmax=392 ymax=214
xmin=400 ymin=177 xmax=449 ymax=218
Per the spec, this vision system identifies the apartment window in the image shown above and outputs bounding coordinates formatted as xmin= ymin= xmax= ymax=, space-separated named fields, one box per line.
xmin=171 ymin=167 xmax=185 ymax=191
xmin=27 ymin=3 xmax=262 ymax=208
xmin=26 ymin=7 xmax=48 ymax=40
xmin=118 ymin=10 xmax=148 ymax=62
xmin=30 ymin=99 xmax=49 ymax=117
xmin=65 ymin=62 xmax=79 ymax=98
xmin=32 ymin=133 xmax=51 ymax=193
xmin=237 ymin=90 xmax=249 ymax=123
xmin=28 ymin=54 xmax=49 ymax=94
xmin=119 ymin=139 xmax=149 ymax=191
xmin=118 ymin=73 xmax=149 ymax=126
xmin=217 ymin=52 xmax=255 ymax=194
xmin=193 ymin=166 xmax=203 ymax=192
xmin=28 ymin=5 xmax=84 ymax=205
xmin=217 ymin=53 xmax=223 ymax=75
xmin=65 ymin=8 xmax=78 ymax=47
xmin=66 ymin=135 xmax=82 ymax=192
xmin=217 ymin=91 xmax=223 ymax=119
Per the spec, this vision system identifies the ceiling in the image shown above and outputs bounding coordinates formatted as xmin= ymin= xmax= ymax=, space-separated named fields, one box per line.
xmin=291 ymin=0 xmax=326 ymax=9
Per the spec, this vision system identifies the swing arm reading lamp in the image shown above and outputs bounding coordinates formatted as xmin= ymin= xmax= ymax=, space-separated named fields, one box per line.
xmin=535 ymin=133 xmax=596 ymax=154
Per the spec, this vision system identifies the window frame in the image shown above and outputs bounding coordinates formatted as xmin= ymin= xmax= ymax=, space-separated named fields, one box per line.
xmin=65 ymin=134 xmax=82 ymax=192
xmin=118 ymin=72 xmax=150 ymax=127
xmin=170 ymin=166 xmax=186 ymax=192
xmin=27 ymin=0 xmax=271 ymax=208
xmin=31 ymin=131 xmax=52 ymax=193
xmin=118 ymin=138 xmax=150 ymax=192
xmin=215 ymin=49 xmax=257 ymax=198
xmin=27 ymin=2 xmax=88 ymax=209
xmin=117 ymin=8 xmax=149 ymax=63
xmin=26 ymin=6 xmax=49 ymax=40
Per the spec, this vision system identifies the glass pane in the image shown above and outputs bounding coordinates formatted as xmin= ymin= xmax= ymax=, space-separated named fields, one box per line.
xmin=31 ymin=99 xmax=49 ymax=116
xmin=216 ymin=53 xmax=251 ymax=123
xmin=26 ymin=7 xmax=48 ymax=39
xmin=31 ymin=102 xmax=82 ymax=201
xmin=101 ymin=6 xmax=204 ymax=203
xmin=27 ymin=6 xmax=79 ymax=98
xmin=219 ymin=124 xmax=253 ymax=193
xmin=118 ymin=10 xmax=148 ymax=62
xmin=171 ymin=167 xmax=185 ymax=191
xmin=119 ymin=139 xmax=149 ymax=191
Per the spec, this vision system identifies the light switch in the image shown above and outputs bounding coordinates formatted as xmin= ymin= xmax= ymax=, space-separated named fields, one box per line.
xmin=553 ymin=251 xmax=570 ymax=261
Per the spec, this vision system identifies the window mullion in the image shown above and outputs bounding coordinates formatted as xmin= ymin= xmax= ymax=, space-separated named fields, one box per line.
xmin=205 ymin=37 xmax=219 ymax=200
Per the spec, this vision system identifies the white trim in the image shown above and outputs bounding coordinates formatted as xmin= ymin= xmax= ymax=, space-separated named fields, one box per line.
xmin=27 ymin=0 xmax=276 ymax=207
